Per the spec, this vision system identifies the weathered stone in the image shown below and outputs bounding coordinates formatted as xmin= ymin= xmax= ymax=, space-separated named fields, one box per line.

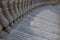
xmin=14 ymin=0 xmax=20 ymax=18
xmin=0 ymin=8 xmax=9 ymax=27
xmin=6 ymin=26 xmax=12 ymax=33
xmin=0 ymin=31 xmax=8 ymax=39
xmin=1 ymin=0 xmax=14 ymax=23
xmin=8 ymin=0 xmax=18 ymax=21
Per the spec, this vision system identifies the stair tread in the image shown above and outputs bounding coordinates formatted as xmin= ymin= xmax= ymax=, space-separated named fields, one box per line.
xmin=16 ymin=24 xmax=60 ymax=40
xmin=8 ymin=5 xmax=60 ymax=40
xmin=7 ymin=30 xmax=47 ymax=40
xmin=19 ymin=13 xmax=60 ymax=35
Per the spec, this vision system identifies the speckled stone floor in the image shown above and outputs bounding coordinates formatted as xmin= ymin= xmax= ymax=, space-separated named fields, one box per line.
xmin=7 ymin=5 xmax=60 ymax=40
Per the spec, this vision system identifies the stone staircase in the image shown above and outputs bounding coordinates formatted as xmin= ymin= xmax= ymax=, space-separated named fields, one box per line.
xmin=7 ymin=5 xmax=60 ymax=40
xmin=0 ymin=0 xmax=60 ymax=40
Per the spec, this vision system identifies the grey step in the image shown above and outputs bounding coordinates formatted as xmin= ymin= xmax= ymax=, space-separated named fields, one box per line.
xmin=7 ymin=4 xmax=60 ymax=40
xmin=21 ymin=15 xmax=59 ymax=28
xmin=50 ymin=4 xmax=60 ymax=12
xmin=22 ymin=9 xmax=59 ymax=26
xmin=19 ymin=13 xmax=60 ymax=35
xmin=37 ymin=9 xmax=59 ymax=24
xmin=27 ymin=10 xmax=59 ymax=24
xmin=29 ymin=9 xmax=59 ymax=24
xmin=22 ymin=15 xmax=59 ymax=28
xmin=16 ymin=24 xmax=60 ymax=40
xmin=19 ymin=11 xmax=60 ymax=35
xmin=7 ymin=30 xmax=47 ymax=40
xmin=19 ymin=18 xmax=60 ymax=35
